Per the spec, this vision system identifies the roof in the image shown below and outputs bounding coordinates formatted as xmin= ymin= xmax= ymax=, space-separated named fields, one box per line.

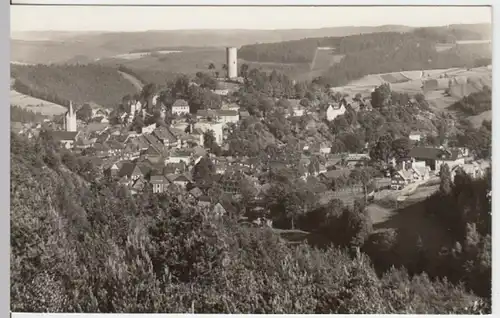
xmin=216 ymin=110 xmax=239 ymax=117
xmin=240 ymin=111 xmax=250 ymax=117
xmin=150 ymin=175 xmax=168 ymax=184
xmin=395 ymin=170 xmax=413 ymax=180
xmin=408 ymin=147 xmax=459 ymax=161
xmin=118 ymin=162 xmax=139 ymax=178
xmin=83 ymin=123 xmax=108 ymax=133
xmin=153 ymin=126 xmax=177 ymax=143
xmin=319 ymin=169 xmax=350 ymax=180
xmin=172 ymin=99 xmax=189 ymax=107
xmin=196 ymin=110 xmax=217 ymax=117
xmin=189 ymin=187 xmax=203 ymax=198
xmin=50 ymin=131 xmax=79 ymax=141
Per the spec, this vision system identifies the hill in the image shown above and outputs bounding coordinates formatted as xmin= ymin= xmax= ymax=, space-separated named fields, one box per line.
xmin=11 ymin=25 xmax=414 ymax=65
xmin=10 ymin=63 xmax=137 ymax=108
xmin=10 ymin=133 xmax=488 ymax=313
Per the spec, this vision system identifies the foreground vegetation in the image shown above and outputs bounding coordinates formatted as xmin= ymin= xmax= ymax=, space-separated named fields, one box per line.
xmin=10 ymin=133 xmax=490 ymax=313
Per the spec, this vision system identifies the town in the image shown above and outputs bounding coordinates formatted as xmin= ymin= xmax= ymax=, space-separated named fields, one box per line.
xmin=10 ymin=6 xmax=493 ymax=315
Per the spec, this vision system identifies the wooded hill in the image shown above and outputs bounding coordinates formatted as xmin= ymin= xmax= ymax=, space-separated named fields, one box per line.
xmin=11 ymin=64 xmax=138 ymax=109
xmin=238 ymin=25 xmax=491 ymax=86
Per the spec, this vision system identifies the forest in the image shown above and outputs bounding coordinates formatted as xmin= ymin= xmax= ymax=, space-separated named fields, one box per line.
xmin=450 ymin=86 xmax=492 ymax=116
xmin=10 ymin=64 xmax=137 ymax=108
xmin=10 ymin=132 xmax=491 ymax=313
xmin=238 ymin=27 xmax=491 ymax=86
xmin=11 ymin=105 xmax=48 ymax=123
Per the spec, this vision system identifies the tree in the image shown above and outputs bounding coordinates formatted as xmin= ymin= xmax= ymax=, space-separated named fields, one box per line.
xmin=439 ymin=163 xmax=452 ymax=195
xmin=370 ymin=134 xmax=393 ymax=164
xmin=349 ymin=167 xmax=378 ymax=204
xmin=240 ymin=63 xmax=249 ymax=79
xmin=192 ymin=157 xmax=216 ymax=189
xmin=76 ymin=103 xmax=92 ymax=123
xmin=371 ymin=83 xmax=392 ymax=109
xmin=391 ymin=137 xmax=411 ymax=161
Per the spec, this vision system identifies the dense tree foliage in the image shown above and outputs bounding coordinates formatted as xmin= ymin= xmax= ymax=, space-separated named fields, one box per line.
xmin=11 ymin=105 xmax=47 ymax=123
xmin=240 ymin=27 xmax=490 ymax=87
xmin=451 ymin=86 xmax=492 ymax=115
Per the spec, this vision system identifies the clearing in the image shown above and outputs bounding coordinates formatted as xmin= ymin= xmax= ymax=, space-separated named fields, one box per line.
xmin=10 ymin=89 xmax=67 ymax=117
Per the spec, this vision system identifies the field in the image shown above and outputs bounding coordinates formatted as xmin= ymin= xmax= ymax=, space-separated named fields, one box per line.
xmin=10 ymin=90 xmax=67 ymax=117
xmin=332 ymin=66 xmax=492 ymax=100
xmin=467 ymin=110 xmax=492 ymax=128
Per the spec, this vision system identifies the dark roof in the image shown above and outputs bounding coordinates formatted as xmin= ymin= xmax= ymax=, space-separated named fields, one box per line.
xmin=150 ymin=175 xmax=168 ymax=184
xmin=239 ymin=111 xmax=250 ymax=117
xmin=409 ymin=147 xmax=459 ymax=161
xmin=153 ymin=126 xmax=177 ymax=143
xmin=319 ymin=169 xmax=350 ymax=180
xmin=216 ymin=110 xmax=239 ymax=117
xmin=118 ymin=162 xmax=138 ymax=178
xmin=172 ymin=99 xmax=189 ymax=107
xmin=50 ymin=131 xmax=79 ymax=141
xmin=198 ymin=195 xmax=211 ymax=203
xmin=189 ymin=187 xmax=203 ymax=198
xmin=196 ymin=110 xmax=217 ymax=117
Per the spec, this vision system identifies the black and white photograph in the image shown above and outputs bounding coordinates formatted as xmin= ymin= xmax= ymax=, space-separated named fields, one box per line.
xmin=9 ymin=4 xmax=493 ymax=314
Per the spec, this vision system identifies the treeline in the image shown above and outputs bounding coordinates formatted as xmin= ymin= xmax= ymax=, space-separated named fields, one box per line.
xmin=424 ymin=164 xmax=491 ymax=298
xmin=11 ymin=64 xmax=137 ymax=108
xmin=12 ymin=78 xmax=70 ymax=108
xmin=239 ymin=26 xmax=488 ymax=64
xmin=10 ymin=133 xmax=489 ymax=313
xmin=451 ymin=86 xmax=492 ymax=116
xmin=117 ymin=65 xmax=180 ymax=89
xmin=10 ymin=105 xmax=47 ymax=123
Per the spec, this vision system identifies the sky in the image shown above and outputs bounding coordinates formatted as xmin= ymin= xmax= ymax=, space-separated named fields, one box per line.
xmin=11 ymin=5 xmax=492 ymax=32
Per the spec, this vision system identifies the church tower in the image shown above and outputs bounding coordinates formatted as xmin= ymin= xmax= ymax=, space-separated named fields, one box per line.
xmin=64 ymin=101 xmax=77 ymax=132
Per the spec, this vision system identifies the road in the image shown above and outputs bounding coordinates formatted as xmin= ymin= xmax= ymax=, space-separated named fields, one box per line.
xmin=118 ymin=70 xmax=144 ymax=92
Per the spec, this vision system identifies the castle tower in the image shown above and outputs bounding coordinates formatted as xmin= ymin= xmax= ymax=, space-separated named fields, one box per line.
xmin=64 ymin=101 xmax=77 ymax=132
xmin=226 ymin=47 xmax=238 ymax=79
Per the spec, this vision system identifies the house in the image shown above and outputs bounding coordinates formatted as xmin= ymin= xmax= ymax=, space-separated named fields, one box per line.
xmin=49 ymin=131 xmax=79 ymax=149
xmin=216 ymin=110 xmax=239 ymax=125
xmin=239 ymin=111 xmax=250 ymax=119
xmin=194 ymin=121 xmax=224 ymax=144
xmin=408 ymin=147 xmax=464 ymax=171
xmin=189 ymin=187 xmax=204 ymax=200
xmin=409 ymin=131 xmax=422 ymax=142
xmin=221 ymin=103 xmax=240 ymax=111
xmin=150 ymin=175 xmax=170 ymax=193
xmin=153 ymin=126 xmax=179 ymax=148
xmin=165 ymin=150 xmax=192 ymax=164
xmin=318 ymin=169 xmax=351 ymax=185
xmin=130 ymin=178 xmax=145 ymax=195
xmin=410 ymin=166 xmax=430 ymax=182
xmin=141 ymin=123 xmax=156 ymax=135
xmin=197 ymin=196 xmax=212 ymax=208
xmin=171 ymin=99 xmax=190 ymax=116
xmin=214 ymin=89 xmax=229 ymax=96
xmin=344 ymin=154 xmax=370 ymax=168
xmin=391 ymin=170 xmax=413 ymax=190
xmin=167 ymin=173 xmax=192 ymax=189
xmin=103 ymin=162 xmax=121 ymax=177
xmin=326 ymin=103 xmax=346 ymax=121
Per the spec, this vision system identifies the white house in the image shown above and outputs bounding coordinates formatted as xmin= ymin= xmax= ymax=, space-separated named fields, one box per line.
xmin=164 ymin=151 xmax=192 ymax=165
xmin=214 ymin=89 xmax=229 ymax=96
xmin=216 ymin=110 xmax=239 ymax=125
xmin=326 ymin=103 xmax=346 ymax=122
xmin=171 ymin=99 xmax=190 ymax=116
xmin=141 ymin=123 xmax=156 ymax=135
xmin=194 ymin=121 xmax=224 ymax=145
xmin=409 ymin=131 xmax=422 ymax=142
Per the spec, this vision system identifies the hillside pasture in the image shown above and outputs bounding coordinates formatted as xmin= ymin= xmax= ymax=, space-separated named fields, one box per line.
xmin=468 ymin=110 xmax=492 ymax=128
xmin=11 ymin=90 xmax=67 ymax=117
